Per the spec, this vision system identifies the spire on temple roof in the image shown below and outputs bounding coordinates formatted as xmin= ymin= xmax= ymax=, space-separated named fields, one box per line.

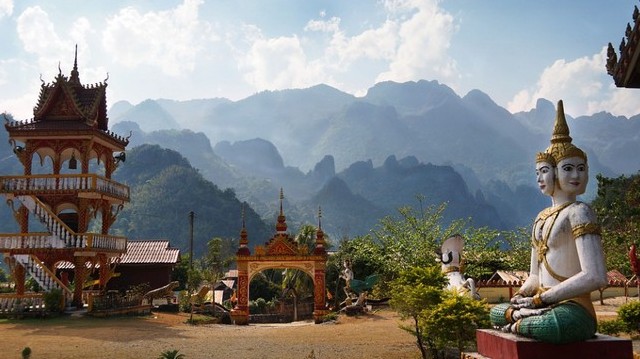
xmin=69 ymin=44 xmax=81 ymax=85
xmin=237 ymin=202 xmax=250 ymax=256
xmin=314 ymin=206 xmax=326 ymax=255
xmin=276 ymin=188 xmax=287 ymax=234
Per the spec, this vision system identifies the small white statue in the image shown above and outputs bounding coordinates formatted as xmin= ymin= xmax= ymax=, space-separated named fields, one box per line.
xmin=440 ymin=234 xmax=480 ymax=300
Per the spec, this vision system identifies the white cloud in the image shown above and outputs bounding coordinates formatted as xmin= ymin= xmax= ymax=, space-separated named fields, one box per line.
xmin=376 ymin=0 xmax=458 ymax=84
xmin=325 ymin=20 xmax=398 ymax=66
xmin=305 ymin=16 xmax=340 ymax=33
xmin=236 ymin=0 xmax=457 ymax=95
xmin=16 ymin=6 xmax=93 ymax=76
xmin=0 ymin=0 xmax=12 ymax=18
xmin=102 ymin=0 xmax=215 ymax=76
xmin=0 ymin=59 xmax=40 ymax=119
xmin=508 ymin=47 xmax=640 ymax=117
xmin=239 ymin=34 xmax=326 ymax=90
xmin=588 ymin=85 xmax=640 ymax=117
xmin=17 ymin=7 xmax=68 ymax=58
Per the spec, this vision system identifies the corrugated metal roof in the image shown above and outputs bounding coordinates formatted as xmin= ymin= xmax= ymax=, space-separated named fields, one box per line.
xmin=491 ymin=270 xmax=529 ymax=283
xmin=120 ymin=240 xmax=180 ymax=264
xmin=56 ymin=240 xmax=180 ymax=268
xmin=607 ymin=269 xmax=627 ymax=282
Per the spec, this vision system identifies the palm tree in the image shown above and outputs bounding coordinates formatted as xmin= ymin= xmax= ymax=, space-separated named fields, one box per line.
xmin=281 ymin=225 xmax=319 ymax=320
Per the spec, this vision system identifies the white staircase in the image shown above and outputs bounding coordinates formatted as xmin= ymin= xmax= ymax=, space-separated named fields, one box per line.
xmin=9 ymin=195 xmax=76 ymax=304
xmin=14 ymin=255 xmax=69 ymax=293
xmin=16 ymin=195 xmax=83 ymax=248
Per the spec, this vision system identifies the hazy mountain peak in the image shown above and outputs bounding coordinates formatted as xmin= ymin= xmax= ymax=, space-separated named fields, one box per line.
xmin=463 ymin=89 xmax=496 ymax=107
xmin=363 ymin=80 xmax=459 ymax=116
xmin=312 ymin=155 xmax=336 ymax=177
xmin=214 ymin=138 xmax=285 ymax=172
xmin=108 ymin=100 xmax=134 ymax=120
xmin=110 ymin=99 xmax=181 ymax=132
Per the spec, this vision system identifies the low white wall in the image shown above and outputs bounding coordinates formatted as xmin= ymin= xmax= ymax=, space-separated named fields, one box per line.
xmin=479 ymin=285 xmax=639 ymax=304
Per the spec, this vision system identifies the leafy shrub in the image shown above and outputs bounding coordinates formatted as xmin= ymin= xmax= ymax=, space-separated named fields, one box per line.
xmin=178 ymin=290 xmax=190 ymax=312
xmin=421 ymin=291 xmax=490 ymax=355
xmin=158 ymin=349 xmax=185 ymax=359
xmin=26 ymin=278 xmax=40 ymax=292
xmin=43 ymin=289 xmax=64 ymax=313
xmin=185 ymin=314 xmax=217 ymax=325
xmin=598 ymin=319 xmax=626 ymax=336
xmin=21 ymin=347 xmax=31 ymax=359
xmin=248 ymin=297 xmax=278 ymax=314
xmin=323 ymin=311 xmax=339 ymax=322
xmin=391 ymin=266 xmax=490 ymax=359
xmin=249 ymin=298 xmax=268 ymax=314
xmin=618 ymin=300 xmax=640 ymax=333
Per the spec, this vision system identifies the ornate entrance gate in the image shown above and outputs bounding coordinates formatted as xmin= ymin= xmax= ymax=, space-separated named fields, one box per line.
xmin=230 ymin=194 xmax=328 ymax=324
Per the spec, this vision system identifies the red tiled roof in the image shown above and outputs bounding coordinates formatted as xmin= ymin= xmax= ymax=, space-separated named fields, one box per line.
xmin=121 ymin=240 xmax=180 ymax=264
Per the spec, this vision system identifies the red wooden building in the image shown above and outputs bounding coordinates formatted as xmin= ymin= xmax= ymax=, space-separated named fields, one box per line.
xmin=0 ymin=47 xmax=129 ymax=308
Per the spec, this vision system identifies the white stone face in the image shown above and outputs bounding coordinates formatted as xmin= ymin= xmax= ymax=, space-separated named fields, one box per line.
xmin=536 ymin=161 xmax=555 ymax=196
xmin=555 ymin=157 xmax=588 ymax=197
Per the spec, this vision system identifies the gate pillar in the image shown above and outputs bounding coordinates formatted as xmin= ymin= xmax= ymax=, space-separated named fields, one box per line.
xmin=231 ymin=260 xmax=249 ymax=325
xmin=313 ymin=265 xmax=328 ymax=323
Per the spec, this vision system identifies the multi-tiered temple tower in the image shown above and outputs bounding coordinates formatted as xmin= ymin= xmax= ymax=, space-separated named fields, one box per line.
xmin=0 ymin=48 xmax=129 ymax=308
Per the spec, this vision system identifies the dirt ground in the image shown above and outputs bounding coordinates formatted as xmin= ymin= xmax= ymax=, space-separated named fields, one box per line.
xmin=0 ymin=297 xmax=637 ymax=359
xmin=0 ymin=308 xmax=419 ymax=359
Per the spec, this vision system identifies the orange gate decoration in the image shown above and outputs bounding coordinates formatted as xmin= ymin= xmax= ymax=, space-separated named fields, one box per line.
xmin=231 ymin=191 xmax=328 ymax=324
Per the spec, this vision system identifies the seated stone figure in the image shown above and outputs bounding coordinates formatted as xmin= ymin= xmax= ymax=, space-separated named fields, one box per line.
xmin=490 ymin=100 xmax=607 ymax=344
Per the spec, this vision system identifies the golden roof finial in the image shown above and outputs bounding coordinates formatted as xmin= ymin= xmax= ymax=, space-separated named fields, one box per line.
xmin=237 ymin=202 xmax=250 ymax=255
xmin=314 ymin=206 xmax=326 ymax=254
xmin=70 ymin=45 xmax=81 ymax=85
xmin=276 ymin=188 xmax=287 ymax=233
xmin=544 ymin=100 xmax=587 ymax=163
xmin=279 ymin=187 xmax=284 ymax=216
xmin=241 ymin=202 xmax=246 ymax=229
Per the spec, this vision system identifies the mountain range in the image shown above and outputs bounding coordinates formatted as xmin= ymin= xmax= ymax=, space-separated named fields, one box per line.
xmin=2 ymin=80 xmax=639 ymax=250
xmin=104 ymin=80 xmax=640 ymax=239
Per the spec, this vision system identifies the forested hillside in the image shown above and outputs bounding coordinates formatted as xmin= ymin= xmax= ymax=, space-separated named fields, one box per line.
xmin=110 ymin=144 xmax=272 ymax=256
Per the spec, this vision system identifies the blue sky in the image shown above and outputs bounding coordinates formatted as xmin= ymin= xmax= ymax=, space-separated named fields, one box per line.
xmin=2 ymin=0 xmax=640 ymax=121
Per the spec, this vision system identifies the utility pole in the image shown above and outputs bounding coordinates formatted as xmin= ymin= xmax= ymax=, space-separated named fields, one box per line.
xmin=189 ymin=211 xmax=195 ymax=270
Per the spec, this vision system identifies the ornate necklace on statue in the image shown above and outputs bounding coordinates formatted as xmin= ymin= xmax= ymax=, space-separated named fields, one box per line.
xmin=532 ymin=201 xmax=574 ymax=281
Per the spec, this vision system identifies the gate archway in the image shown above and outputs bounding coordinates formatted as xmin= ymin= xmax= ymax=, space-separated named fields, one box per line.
xmin=231 ymin=195 xmax=328 ymax=325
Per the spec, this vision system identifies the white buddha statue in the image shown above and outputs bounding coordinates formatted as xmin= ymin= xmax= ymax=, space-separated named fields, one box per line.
xmin=490 ymin=100 xmax=608 ymax=344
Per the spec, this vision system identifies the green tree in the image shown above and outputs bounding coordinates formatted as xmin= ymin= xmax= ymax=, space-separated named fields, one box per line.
xmin=249 ymin=270 xmax=282 ymax=301
xmin=201 ymin=237 xmax=235 ymax=284
xmin=390 ymin=266 xmax=447 ymax=359
xmin=282 ymin=225 xmax=319 ymax=299
xmin=391 ymin=266 xmax=489 ymax=359
xmin=592 ymin=173 xmax=640 ymax=276
xmin=369 ymin=202 xmax=466 ymax=292
xmin=171 ymin=254 xmax=190 ymax=291
xmin=462 ymin=226 xmax=530 ymax=280
xmin=327 ymin=235 xmax=385 ymax=304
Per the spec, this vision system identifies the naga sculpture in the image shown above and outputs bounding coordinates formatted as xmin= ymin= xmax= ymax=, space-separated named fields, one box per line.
xmin=143 ymin=281 xmax=179 ymax=305
xmin=439 ymin=234 xmax=480 ymax=300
